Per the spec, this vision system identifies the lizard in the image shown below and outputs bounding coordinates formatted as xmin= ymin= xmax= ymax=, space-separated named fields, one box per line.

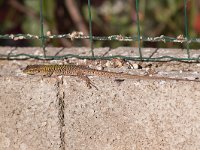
xmin=23 ymin=64 xmax=199 ymax=88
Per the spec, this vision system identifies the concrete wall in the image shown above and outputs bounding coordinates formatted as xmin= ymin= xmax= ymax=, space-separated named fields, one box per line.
xmin=0 ymin=47 xmax=200 ymax=150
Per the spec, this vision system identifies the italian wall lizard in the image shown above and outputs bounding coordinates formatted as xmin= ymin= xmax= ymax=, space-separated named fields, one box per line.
xmin=23 ymin=64 xmax=199 ymax=88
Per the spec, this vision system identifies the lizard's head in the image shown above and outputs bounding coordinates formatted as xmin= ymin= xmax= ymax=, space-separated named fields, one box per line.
xmin=23 ymin=65 xmax=44 ymax=75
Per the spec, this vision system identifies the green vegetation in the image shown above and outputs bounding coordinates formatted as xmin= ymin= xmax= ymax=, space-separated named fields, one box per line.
xmin=0 ymin=0 xmax=199 ymax=48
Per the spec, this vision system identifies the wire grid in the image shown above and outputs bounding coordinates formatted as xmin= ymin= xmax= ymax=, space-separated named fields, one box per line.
xmin=0 ymin=0 xmax=200 ymax=62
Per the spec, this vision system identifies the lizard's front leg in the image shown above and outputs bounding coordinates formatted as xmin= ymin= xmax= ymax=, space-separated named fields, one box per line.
xmin=43 ymin=71 xmax=54 ymax=77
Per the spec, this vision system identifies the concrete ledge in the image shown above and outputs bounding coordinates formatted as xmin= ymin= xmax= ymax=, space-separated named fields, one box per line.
xmin=0 ymin=47 xmax=200 ymax=149
xmin=1 ymin=76 xmax=200 ymax=149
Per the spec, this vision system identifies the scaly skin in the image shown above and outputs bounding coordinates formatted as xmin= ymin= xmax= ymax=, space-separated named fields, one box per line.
xmin=23 ymin=64 xmax=199 ymax=88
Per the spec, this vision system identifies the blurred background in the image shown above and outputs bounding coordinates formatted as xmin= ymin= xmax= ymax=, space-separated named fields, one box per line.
xmin=0 ymin=0 xmax=200 ymax=48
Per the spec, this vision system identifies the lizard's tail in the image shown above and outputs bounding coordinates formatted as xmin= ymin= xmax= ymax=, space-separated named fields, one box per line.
xmin=87 ymin=68 xmax=199 ymax=82
xmin=86 ymin=68 xmax=154 ymax=80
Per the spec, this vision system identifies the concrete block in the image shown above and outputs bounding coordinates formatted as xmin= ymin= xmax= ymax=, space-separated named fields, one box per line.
xmin=0 ymin=77 xmax=61 ymax=150
xmin=62 ymin=78 xmax=200 ymax=149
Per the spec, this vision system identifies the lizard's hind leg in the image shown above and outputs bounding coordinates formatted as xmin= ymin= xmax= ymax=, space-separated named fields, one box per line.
xmin=77 ymin=75 xmax=98 ymax=90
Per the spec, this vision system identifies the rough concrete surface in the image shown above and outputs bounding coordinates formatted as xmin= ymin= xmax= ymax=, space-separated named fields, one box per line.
xmin=0 ymin=77 xmax=61 ymax=150
xmin=0 ymin=47 xmax=200 ymax=150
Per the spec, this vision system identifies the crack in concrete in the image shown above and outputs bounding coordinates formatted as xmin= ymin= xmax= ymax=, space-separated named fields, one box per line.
xmin=56 ymin=77 xmax=65 ymax=150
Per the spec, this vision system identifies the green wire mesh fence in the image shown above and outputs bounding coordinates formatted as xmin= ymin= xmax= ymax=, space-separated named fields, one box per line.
xmin=0 ymin=0 xmax=200 ymax=62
